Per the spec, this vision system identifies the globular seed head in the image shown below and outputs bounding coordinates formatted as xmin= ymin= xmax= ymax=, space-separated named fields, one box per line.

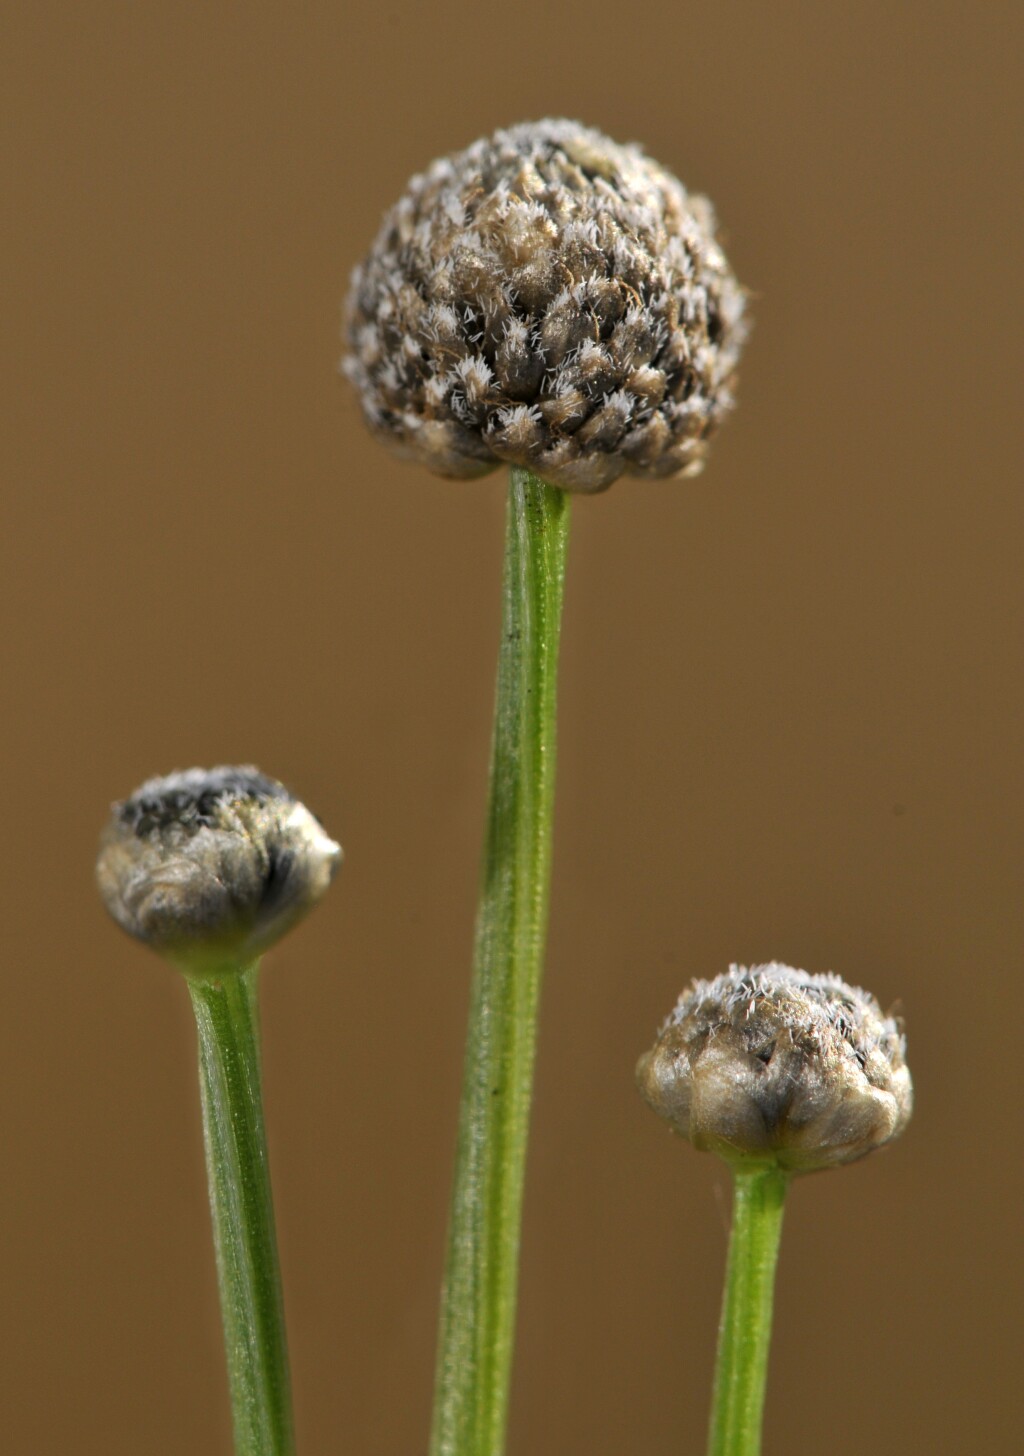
xmin=343 ymin=119 xmax=747 ymax=493
xmin=96 ymin=766 xmax=342 ymax=976
xmin=636 ymin=963 xmax=912 ymax=1173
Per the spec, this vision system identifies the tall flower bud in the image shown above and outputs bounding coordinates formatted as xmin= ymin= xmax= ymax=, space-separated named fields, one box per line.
xmin=344 ymin=119 xmax=747 ymax=492
xmin=636 ymin=963 xmax=912 ymax=1172
xmin=96 ymin=766 xmax=341 ymax=975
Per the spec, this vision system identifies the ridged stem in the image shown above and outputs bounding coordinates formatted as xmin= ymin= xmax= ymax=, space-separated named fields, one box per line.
xmin=428 ymin=466 xmax=571 ymax=1456
xmin=707 ymin=1164 xmax=789 ymax=1456
xmin=187 ymin=963 xmax=295 ymax=1456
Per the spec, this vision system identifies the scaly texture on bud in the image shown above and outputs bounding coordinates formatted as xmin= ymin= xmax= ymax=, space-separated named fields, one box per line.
xmin=636 ymin=963 xmax=912 ymax=1172
xmin=343 ymin=119 xmax=747 ymax=493
xmin=96 ymin=766 xmax=341 ymax=973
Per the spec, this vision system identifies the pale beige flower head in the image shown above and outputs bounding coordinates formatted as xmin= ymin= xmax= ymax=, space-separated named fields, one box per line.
xmin=344 ymin=119 xmax=747 ymax=492
xmin=96 ymin=767 xmax=341 ymax=975
xmin=636 ymin=963 xmax=912 ymax=1173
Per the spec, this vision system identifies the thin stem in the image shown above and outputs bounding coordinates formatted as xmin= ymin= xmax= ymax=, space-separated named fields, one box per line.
xmin=429 ymin=466 xmax=571 ymax=1456
xmin=707 ymin=1165 xmax=790 ymax=1456
xmin=187 ymin=963 xmax=294 ymax=1456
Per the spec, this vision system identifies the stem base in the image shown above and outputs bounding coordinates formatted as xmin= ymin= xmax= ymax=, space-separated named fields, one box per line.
xmin=708 ymin=1164 xmax=789 ymax=1456
xmin=188 ymin=965 xmax=294 ymax=1456
xmin=429 ymin=467 xmax=571 ymax=1456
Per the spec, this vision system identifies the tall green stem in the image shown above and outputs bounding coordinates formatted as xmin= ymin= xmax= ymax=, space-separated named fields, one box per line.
xmin=187 ymin=963 xmax=294 ymax=1456
xmin=429 ymin=466 xmax=571 ymax=1456
xmin=707 ymin=1165 xmax=789 ymax=1456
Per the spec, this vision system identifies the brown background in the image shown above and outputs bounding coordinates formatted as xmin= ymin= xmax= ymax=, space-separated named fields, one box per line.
xmin=3 ymin=3 xmax=1021 ymax=1452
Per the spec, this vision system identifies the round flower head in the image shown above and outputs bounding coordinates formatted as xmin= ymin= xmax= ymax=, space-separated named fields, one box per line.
xmin=344 ymin=119 xmax=747 ymax=493
xmin=636 ymin=963 xmax=912 ymax=1173
xmin=96 ymin=766 xmax=341 ymax=975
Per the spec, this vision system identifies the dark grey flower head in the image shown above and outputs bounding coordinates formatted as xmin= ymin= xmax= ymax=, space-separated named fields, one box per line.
xmin=343 ymin=119 xmax=747 ymax=493
xmin=96 ymin=767 xmax=341 ymax=974
xmin=636 ymin=963 xmax=912 ymax=1173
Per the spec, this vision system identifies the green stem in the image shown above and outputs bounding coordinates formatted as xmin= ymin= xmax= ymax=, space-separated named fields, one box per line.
xmin=429 ymin=466 xmax=571 ymax=1456
xmin=187 ymin=963 xmax=294 ymax=1456
xmin=707 ymin=1165 xmax=790 ymax=1456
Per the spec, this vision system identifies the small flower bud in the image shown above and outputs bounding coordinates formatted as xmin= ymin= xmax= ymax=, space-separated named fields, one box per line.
xmin=96 ymin=766 xmax=341 ymax=974
xmin=344 ymin=119 xmax=747 ymax=493
xmin=636 ymin=963 xmax=912 ymax=1173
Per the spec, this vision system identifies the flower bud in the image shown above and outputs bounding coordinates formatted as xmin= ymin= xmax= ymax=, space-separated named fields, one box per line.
xmin=96 ymin=766 xmax=341 ymax=975
xmin=344 ymin=119 xmax=747 ymax=493
xmin=636 ymin=963 xmax=912 ymax=1172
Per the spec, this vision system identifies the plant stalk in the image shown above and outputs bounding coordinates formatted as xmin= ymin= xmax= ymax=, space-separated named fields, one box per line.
xmin=707 ymin=1164 xmax=789 ymax=1456
xmin=429 ymin=465 xmax=571 ymax=1456
xmin=187 ymin=963 xmax=295 ymax=1456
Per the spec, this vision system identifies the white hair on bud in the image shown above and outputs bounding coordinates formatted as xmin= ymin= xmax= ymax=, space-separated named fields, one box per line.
xmin=96 ymin=767 xmax=342 ymax=973
xmin=637 ymin=963 xmax=912 ymax=1173
xmin=344 ymin=119 xmax=747 ymax=492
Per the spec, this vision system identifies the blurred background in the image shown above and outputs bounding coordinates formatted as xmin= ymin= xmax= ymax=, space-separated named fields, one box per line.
xmin=3 ymin=3 xmax=1021 ymax=1452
